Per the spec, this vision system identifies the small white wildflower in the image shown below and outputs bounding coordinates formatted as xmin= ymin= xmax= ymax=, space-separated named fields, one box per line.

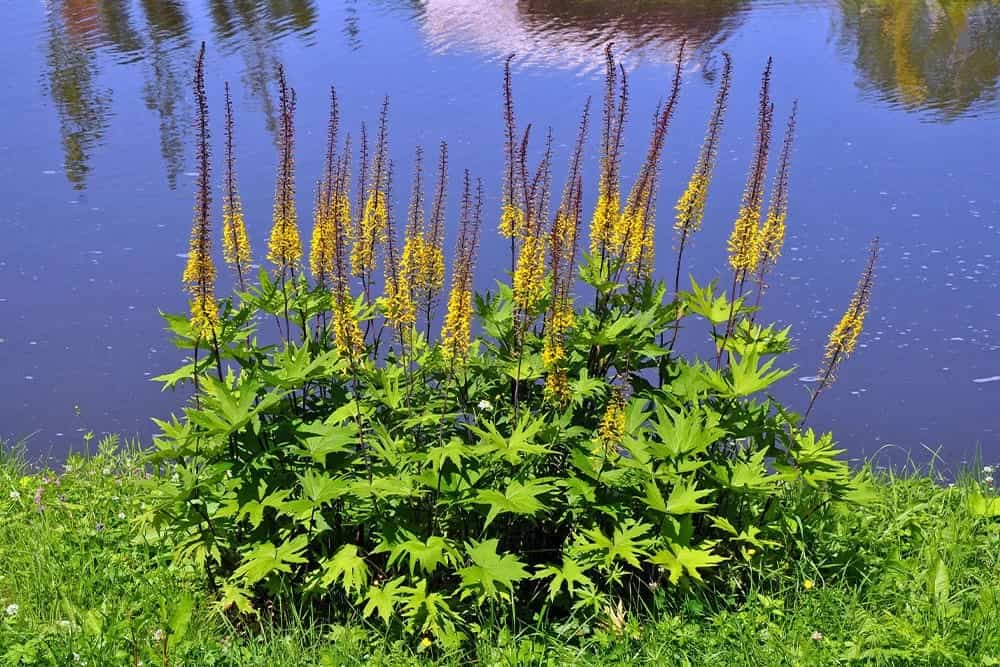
xmin=5 ymin=603 xmax=19 ymax=617
xmin=117 ymin=512 xmax=126 ymax=520
xmin=984 ymin=465 xmax=994 ymax=474
xmin=102 ymin=467 xmax=111 ymax=476
xmin=477 ymin=399 xmax=494 ymax=411
xmin=9 ymin=490 xmax=20 ymax=500
xmin=72 ymin=653 xmax=81 ymax=663
xmin=63 ymin=465 xmax=73 ymax=473
xmin=986 ymin=476 xmax=994 ymax=485
xmin=140 ymin=502 xmax=147 ymax=511
xmin=811 ymin=630 xmax=823 ymax=641
xmin=111 ymin=495 xmax=119 ymax=501
xmin=152 ymin=628 xmax=164 ymax=642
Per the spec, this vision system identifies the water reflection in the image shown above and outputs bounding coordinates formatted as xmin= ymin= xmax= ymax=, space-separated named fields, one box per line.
xmin=839 ymin=0 xmax=1000 ymax=119
xmin=43 ymin=0 xmax=318 ymax=190
xmin=416 ymin=0 xmax=748 ymax=72
xmin=45 ymin=4 xmax=111 ymax=190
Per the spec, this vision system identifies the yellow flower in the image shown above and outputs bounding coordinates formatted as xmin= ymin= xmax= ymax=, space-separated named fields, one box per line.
xmin=598 ymin=388 xmax=626 ymax=447
xmin=418 ymin=637 xmax=432 ymax=650
xmin=267 ymin=65 xmax=301 ymax=272
xmin=331 ymin=295 xmax=363 ymax=356
xmin=440 ymin=171 xmax=482 ymax=363
xmin=499 ymin=204 xmax=526 ymax=239
xmin=440 ymin=287 xmax=472 ymax=362
xmin=309 ymin=188 xmax=335 ymax=286
xmin=589 ymin=189 xmax=620 ymax=257
xmin=222 ymin=200 xmax=252 ymax=273
xmin=803 ymin=578 xmax=815 ymax=590
xmin=513 ymin=234 xmax=546 ymax=314
xmin=674 ymin=172 xmax=709 ymax=236
xmin=350 ymin=190 xmax=387 ymax=277
xmin=727 ymin=205 xmax=762 ymax=272
xmin=184 ymin=43 xmax=219 ymax=340
xmin=221 ymin=82 xmax=251 ymax=287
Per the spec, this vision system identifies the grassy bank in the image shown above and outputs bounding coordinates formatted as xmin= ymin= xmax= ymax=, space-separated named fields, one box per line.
xmin=0 ymin=439 xmax=996 ymax=666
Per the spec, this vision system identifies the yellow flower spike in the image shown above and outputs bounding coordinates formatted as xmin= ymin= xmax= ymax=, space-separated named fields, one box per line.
xmin=499 ymin=55 xmax=524 ymax=241
xmin=221 ymin=82 xmax=251 ymax=289
xmin=416 ymin=142 xmax=448 ymax=329
xmin=441 ymin=172 xmax=482 ymax=364
xmin=590 ymin=45 xmax=627 ymax=259
xmin=598 ymin=387 xmax=627 ymax=448
xmin=351 ymin=98 xmax=391 ymax=280
xmin=805 ymin=238 xmax=879 ymax=420
xmin=727 ymin=205 xmax=762 ymax=273
xmin=499 ymin=204 xmax=525 ymax=239
xmin=513 ymin=234 xmax=546 ymax=314
xmin=728 ymin=59 xmax=774 ymax=282
xmin=758 ymin=103 xmax=797 ymax=275
xmin=589 ymin=189 xmax=620 ymax=257
xmin=615 ymin=43 xmax=684 ymax=277
xmin=183 ymin=43 xmax=219 ymax=340
xmin=267 ymin=65 xmax=302 ymax=272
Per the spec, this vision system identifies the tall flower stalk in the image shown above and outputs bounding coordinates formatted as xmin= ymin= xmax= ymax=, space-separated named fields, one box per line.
xmin=589 ymin=44 xmax=628 ymax=264
xmin=268 ymin=64 xmax=302 ymax=275
xmin=719 ymin=58 xmax=774 ymax=365
xmin=613 ymin=40 xmax=685 ymax=281
xmin=440 ymin=171 xmax=482 ymax=365
xmin=267 ymin=65 xmax=301 ymax=341
xmin=221 ymin=81 xmax=251 ymax=291
xmin=753 ymin=101 xmax=798 ymax=312
xmin=498 ymin=54 xmax=526 ymax=272
xmin=804 ymin=238 xmax=879 ymax=421
xmin=331 ymin=135 xmax=363 ymax=356
xmin=352 ymin=97 xmax=390 ymax=310
xmin=183 ymin=44 xmax=219 ymax=346
xmin=419 ymin=142 xmax=448 ymax=339
xmin=673 ymin=52 xmax=732 ymax=295
xmin=310 ymin=87 xmax=340 ymax=292
xmin=544 ymin=99 xmax=589 ymax=404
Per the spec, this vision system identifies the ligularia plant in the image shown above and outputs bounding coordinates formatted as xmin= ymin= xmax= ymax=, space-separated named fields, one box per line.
xmin=150 ymin=43 xmax=876 ymax=650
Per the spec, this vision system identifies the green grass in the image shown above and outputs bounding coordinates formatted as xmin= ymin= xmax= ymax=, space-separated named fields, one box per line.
xmin=0 ymin=437 xmax=997 ymax=666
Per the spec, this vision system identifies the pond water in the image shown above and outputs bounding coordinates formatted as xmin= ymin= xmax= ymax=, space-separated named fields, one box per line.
xmin=2 ymin=0 xmax=998 ymax=467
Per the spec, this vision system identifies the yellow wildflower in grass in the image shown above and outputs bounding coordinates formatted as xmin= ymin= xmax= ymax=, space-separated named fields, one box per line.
xmin=267 ymin=65 xmax=302 ymax=271
xmin=513 ymin=233 xmax=546 ymax=314
xmin=221 ymin=82 xmax=251 ymax=288
xmin=803 ymin=579 xmax=815 ymax=590
xmin=184 ymin=43 xmax=219 ymax=340
xmin=441 ymin=172 xmax=482 ymax=364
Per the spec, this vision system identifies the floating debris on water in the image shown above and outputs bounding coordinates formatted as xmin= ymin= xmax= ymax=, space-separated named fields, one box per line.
xmin=798 ymin=375 xmax=820 ymax=382
xmin=972 ymin=376 xmax=1000 ymax=384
